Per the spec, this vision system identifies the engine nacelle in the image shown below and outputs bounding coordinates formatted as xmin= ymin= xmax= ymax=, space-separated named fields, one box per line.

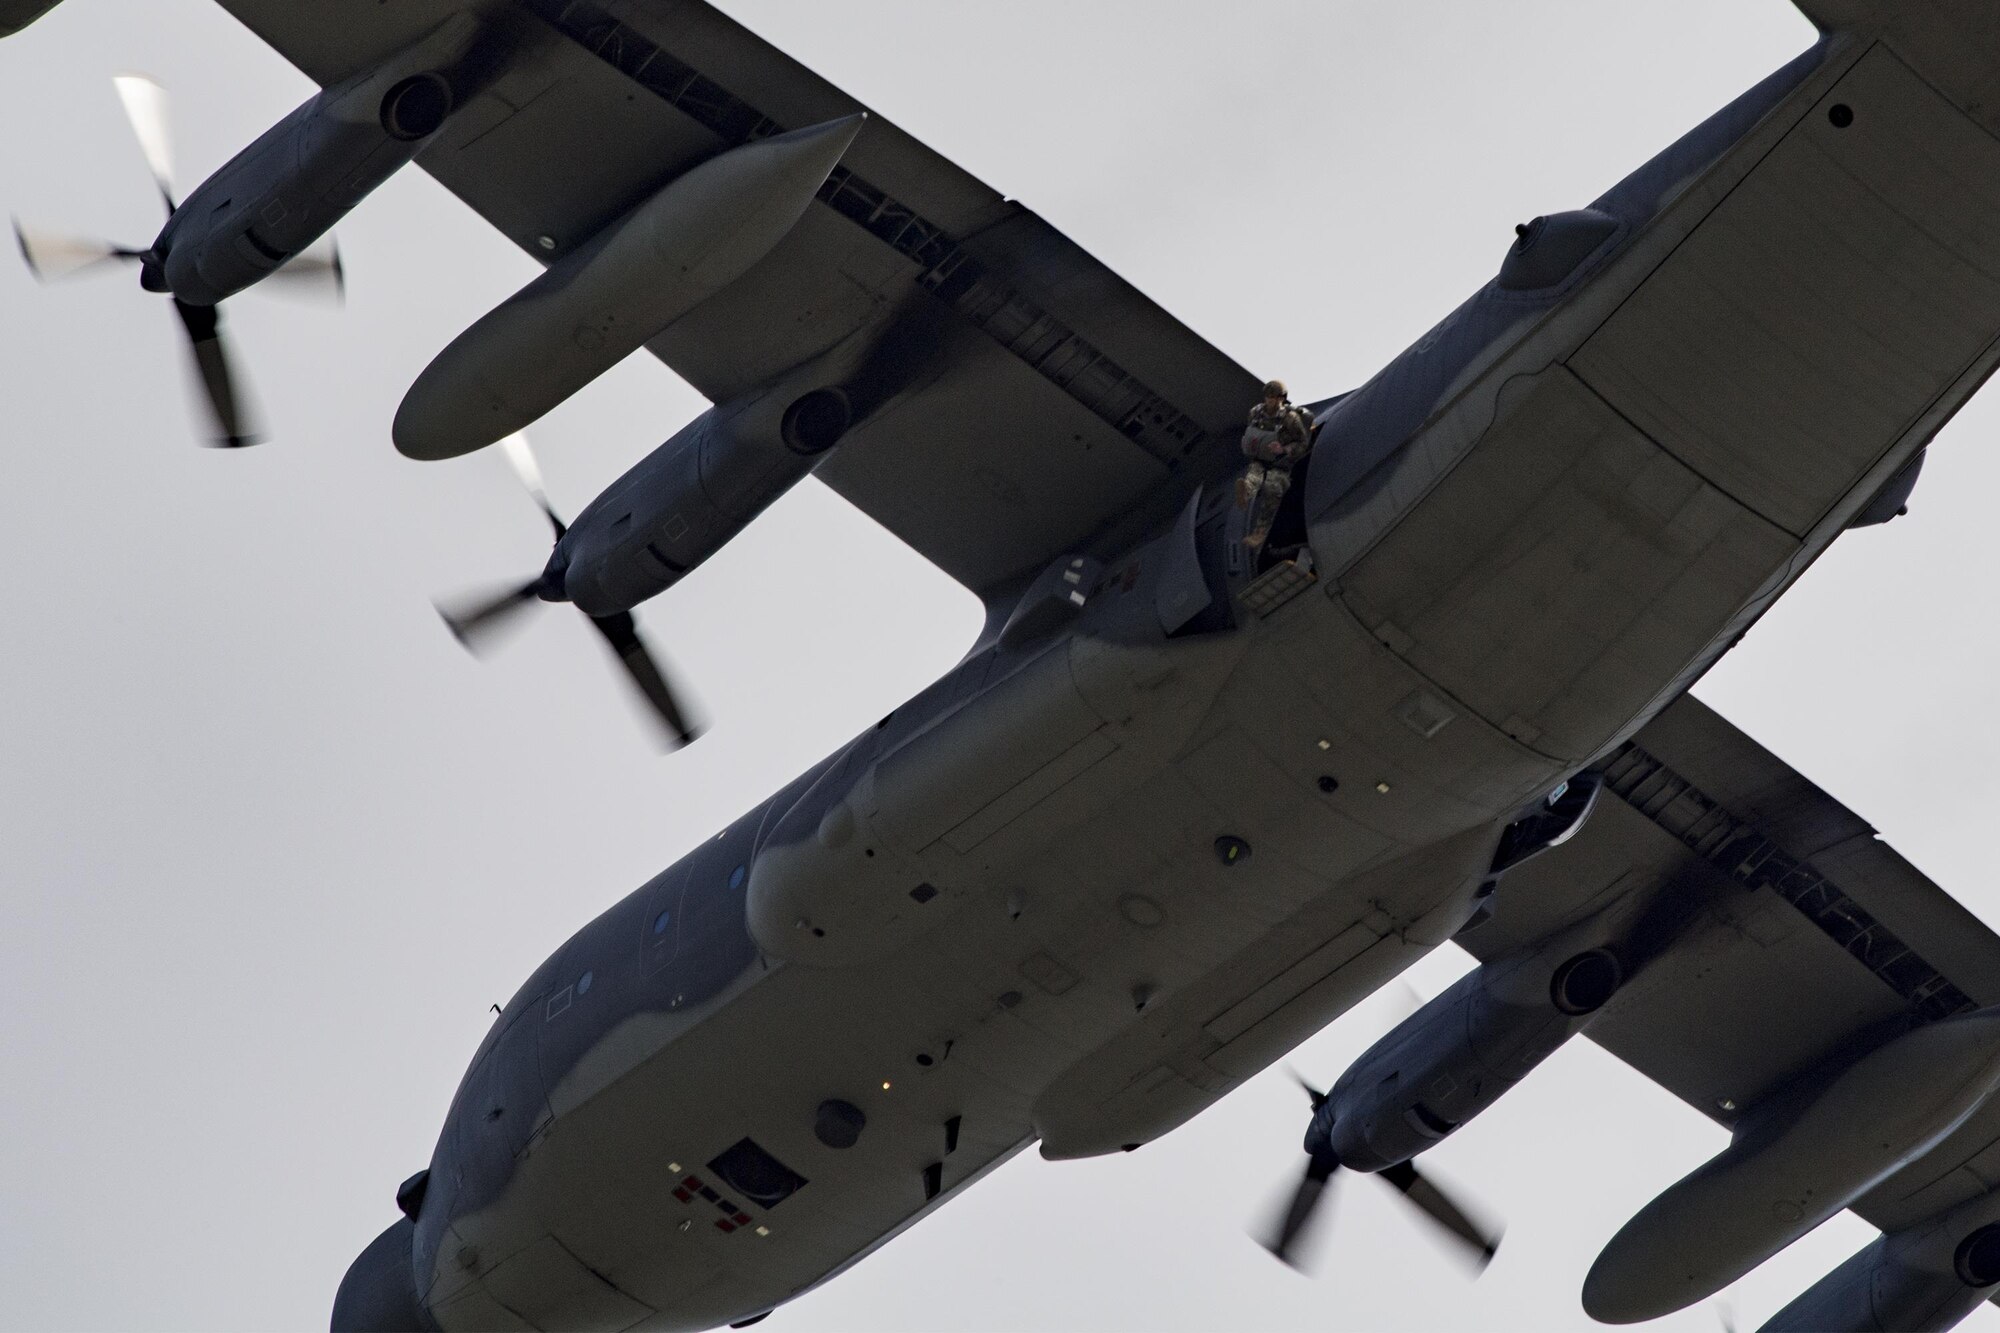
xmin=1761 ymin=1184 xmax=2000 ymax=1333
xmin=551 ymin=385 xmax=853 ymax=618
xmin=151 ymin=14 xmax=495 ymax=305
xmin=1314 ymin=908 xmax=1629 ymax=1172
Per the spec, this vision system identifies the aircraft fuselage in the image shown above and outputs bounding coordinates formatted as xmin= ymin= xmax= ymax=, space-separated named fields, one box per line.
xmin=335 ymin=25 xmax=2000 ymax=1331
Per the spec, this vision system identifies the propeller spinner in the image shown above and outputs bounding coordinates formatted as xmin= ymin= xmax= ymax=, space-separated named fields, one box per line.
xmin=1260 ymin=1070 xmax=1503 ymax=1276
xmin=12 ymin=75 xmax=343 ymax=447
xmin=435 ymin=433 xmax=704 ymax=750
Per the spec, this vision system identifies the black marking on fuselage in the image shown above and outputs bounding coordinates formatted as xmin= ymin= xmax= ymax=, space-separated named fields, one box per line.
xmin=708 ymin=1137 xmax=809 ymax=1211
xmin=1601 ymin=741 xmax=1974 ymax=1021
xmin=518 ymin=0 xmax=1213 ymax=467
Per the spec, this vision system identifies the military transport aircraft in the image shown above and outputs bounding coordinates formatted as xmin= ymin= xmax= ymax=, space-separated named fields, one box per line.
xmin=16 ymin=0 xmax=2000 ymax=1329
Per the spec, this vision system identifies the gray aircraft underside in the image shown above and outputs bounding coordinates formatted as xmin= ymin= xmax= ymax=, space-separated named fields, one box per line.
xmin=18 ymin=0 xmax=2000 ymax=1328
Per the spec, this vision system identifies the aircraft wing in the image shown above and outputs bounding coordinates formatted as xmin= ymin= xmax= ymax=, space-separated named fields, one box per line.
xmin=1466 ymin=692 xmax=2000 ymax=1234
xmin=211 ymin=0 xmax=1261 ymax=596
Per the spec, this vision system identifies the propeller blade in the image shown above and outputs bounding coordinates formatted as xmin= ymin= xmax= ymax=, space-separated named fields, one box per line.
xmin=1376 ymin=1160 xmax=1502 ymax=1271
xmin=498 ymin=432 xmax=566 ymax=539
xmin=262 ymin=233 xmax=345 ymax=305
xmin=13 ymin=219 xmax=143 ymax=282
xmin=1262 ymin=1152 xmax=1339 ymax=1271
xmin=170 ymin=298 xmax=260 ymax=447
xmin=112 ymin=74 xmax=176 ymax=214
xmin=585 ymin=610 xmax=701 ymax=749
xmin=1283 ymin=1065 xmax=1328 ymax=1111
xmin=436 ymin=581 xmax=545 ymax=654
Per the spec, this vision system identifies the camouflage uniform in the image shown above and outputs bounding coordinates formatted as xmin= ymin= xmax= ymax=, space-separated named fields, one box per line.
xmin=1238 ymin=390 xmax=1313 ymax=550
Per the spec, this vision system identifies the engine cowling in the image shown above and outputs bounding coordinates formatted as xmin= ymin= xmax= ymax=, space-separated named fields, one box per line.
xmin=1760 ymin=1196 xmax=2000 ymax=1333
xmin=1315 ymin=909 xmax=1631 ymax=1172
xmin=152 ymin=14 xmax=496 ymax=305
xmin=551 ymin=385 xmax=853 ymax=618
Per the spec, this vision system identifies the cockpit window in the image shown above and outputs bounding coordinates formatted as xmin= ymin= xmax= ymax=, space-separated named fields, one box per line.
xmin=729 ymin=863 xmax=747 ymax=890
xmin=653 ymin=909 xmax=673 ymax=936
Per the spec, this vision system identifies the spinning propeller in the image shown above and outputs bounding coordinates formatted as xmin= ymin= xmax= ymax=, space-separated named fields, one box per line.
xmin=435 ymin=434 xmax=704 ymax=750
xmin=1259 ymin=1070 xmax=1504 ymax=1276
xmin=13 ymin=75 xmax=343 ymax=447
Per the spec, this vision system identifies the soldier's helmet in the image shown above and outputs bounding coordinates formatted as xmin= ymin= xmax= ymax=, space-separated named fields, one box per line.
xmin=1262 ymin=379 xmax=1287 ymax=399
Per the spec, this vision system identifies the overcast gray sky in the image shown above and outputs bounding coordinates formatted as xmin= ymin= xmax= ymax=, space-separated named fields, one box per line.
xmin=5 ymin=1 xmax=2000 ymax=1330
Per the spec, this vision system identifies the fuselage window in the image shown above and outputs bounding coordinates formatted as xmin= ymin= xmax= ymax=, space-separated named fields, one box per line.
xmin=653 ymin=909 xmax=673 ymax=936
xmin=576 ymin=970 xmax=594 ymax=996
xmin=729 ymin=863 xmax=747 ymax=890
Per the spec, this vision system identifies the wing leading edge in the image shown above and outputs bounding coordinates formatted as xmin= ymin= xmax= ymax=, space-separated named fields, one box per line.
xmin=212 ymin=0 xmax=1261 ymax=594
xmin=1469 ymin=692 xmax=2000 ymax=1241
